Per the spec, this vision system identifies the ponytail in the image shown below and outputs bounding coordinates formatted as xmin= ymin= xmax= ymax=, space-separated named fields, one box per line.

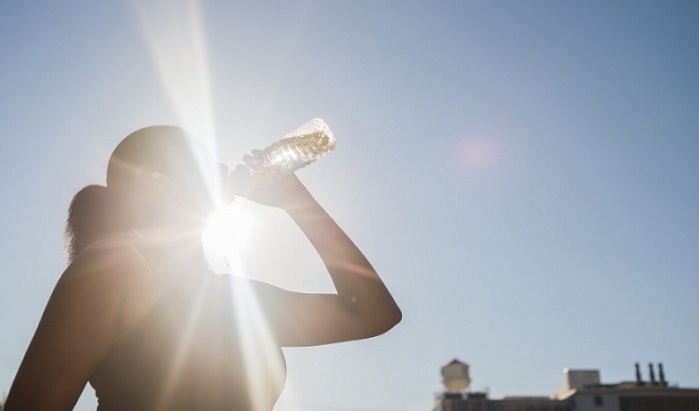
xmin=65 ymin=184 xmax=126 ymax=262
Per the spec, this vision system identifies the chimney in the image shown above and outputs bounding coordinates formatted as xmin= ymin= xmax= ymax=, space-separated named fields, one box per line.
xmin=658 ymin=363 xmax=667 ymax=386
xmin=635 ymin=363 xmax=643 ymax=385
xmin=648 ymin=363 xmax=656 ymax=385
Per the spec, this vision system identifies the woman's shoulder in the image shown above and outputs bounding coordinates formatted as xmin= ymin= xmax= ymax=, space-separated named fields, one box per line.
xmin=59 ymin=233 xmax=154 ymax=290
xmin=57 ymin=233 xmax=161 ymax=339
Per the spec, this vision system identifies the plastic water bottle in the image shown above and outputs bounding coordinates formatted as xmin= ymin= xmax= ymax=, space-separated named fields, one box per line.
xmin=242 ymin=118 xmax=336 ymax=180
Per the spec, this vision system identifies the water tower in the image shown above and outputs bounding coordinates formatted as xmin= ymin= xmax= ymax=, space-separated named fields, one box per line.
xmin=441 ymin=359 xmax=471 ymax=392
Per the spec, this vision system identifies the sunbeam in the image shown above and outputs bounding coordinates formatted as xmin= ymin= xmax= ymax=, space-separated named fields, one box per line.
xmin=154 ymin=248 xmax=212 ymax=411
xmin=230 ymin=278 xmax=287 ymax=411
xmin=133 ymin=0 xmax=215 ymax=145
xmin=131 ymin=1 xmax=294 ymax=408
xmin=133 ymin=0 xmax=223 ymax=207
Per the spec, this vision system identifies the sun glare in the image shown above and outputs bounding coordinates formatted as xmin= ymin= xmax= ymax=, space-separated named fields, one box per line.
xmin=134 ymin=0 xmax=224 ymax=206
xmin=132 ymin=1 xmax=295 ymax=407
xmin=203 ymin=201 xmax=258 ymax=275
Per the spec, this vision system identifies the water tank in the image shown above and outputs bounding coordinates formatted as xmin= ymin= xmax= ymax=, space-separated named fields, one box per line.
xmin=441 ymin=359 xmax=471 ymax=392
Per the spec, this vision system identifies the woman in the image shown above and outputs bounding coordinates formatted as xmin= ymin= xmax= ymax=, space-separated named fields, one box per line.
xmin=5 ymin=126 xmax=401 ymax=410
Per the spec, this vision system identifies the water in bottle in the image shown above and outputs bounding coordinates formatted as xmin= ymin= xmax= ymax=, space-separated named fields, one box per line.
xmin=242 ymin=118 xmax=336 ymax=180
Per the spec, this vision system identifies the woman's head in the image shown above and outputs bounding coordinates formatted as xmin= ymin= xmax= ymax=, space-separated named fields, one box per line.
xmin=106 ymin=126 xmax=224 ymax=224
xmin=66 ymin=126 xmax=225 ymax=261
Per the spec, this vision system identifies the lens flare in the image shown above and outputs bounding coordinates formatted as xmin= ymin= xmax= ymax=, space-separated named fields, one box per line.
xmin=132 ymin=1 xmax=292 ymax=407
xmin=456 ymin=137 xmax=500 ymax=171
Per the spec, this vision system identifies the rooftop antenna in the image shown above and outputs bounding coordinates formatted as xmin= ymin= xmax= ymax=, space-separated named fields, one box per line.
xmin=658 ymin=363 xmax=667 ymax=386
xmin=635 ymin=363 xmax=643 ymax=385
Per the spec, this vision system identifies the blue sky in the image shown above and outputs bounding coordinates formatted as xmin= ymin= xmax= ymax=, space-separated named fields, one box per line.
xmin=2 ymin=1 xmax=699 ymax=410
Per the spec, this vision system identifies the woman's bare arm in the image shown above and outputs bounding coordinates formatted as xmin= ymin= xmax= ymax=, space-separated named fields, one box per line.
xmin=228 ymin=171 xmax=401 ymax=347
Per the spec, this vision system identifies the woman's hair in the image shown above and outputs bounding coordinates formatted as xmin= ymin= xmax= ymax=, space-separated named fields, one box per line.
xmin=66 ymin=126 xmax=218 ymax=262
xmin=65 ymin=184 xmax=124 ymax=262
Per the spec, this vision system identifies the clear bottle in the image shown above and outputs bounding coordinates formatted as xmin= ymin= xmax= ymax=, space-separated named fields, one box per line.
xmin=242 ymin=118 xmax=336 ymax=180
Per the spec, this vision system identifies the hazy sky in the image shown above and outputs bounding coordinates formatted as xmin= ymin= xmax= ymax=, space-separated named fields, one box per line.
xmin=2 ymin=1 xmax=699 ymax=410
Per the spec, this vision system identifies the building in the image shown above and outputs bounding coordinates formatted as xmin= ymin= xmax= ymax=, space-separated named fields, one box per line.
xmin=433 ymin=359 xmax=699 ymax=411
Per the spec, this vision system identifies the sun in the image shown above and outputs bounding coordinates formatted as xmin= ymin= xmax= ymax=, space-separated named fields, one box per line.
xmin=203 ymin=200 xmax=258 ymax=275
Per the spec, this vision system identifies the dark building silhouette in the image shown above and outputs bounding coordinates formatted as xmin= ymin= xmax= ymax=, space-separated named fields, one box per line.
xmin=433 ymin=360 xmax=699 ymax=411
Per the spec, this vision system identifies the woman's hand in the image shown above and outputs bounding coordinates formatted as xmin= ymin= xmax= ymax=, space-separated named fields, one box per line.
xmin=226 ymin=164 xmax=311 ymax=211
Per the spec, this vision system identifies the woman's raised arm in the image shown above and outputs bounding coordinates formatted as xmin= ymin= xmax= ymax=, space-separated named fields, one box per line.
xmin=228 ymin=171 xmax=401 ymax=347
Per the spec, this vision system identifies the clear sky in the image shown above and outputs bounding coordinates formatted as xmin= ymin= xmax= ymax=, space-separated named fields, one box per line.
xmin=2 ymin=1 xmax=699 ymax=410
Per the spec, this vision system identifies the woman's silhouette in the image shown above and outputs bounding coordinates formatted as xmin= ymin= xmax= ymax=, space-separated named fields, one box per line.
xmin=5 ymin=126 xmax=401 ymax=410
